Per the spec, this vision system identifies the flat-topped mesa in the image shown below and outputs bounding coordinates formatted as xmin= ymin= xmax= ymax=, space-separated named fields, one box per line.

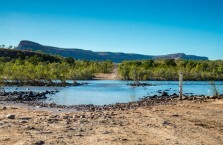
xmin=154 ymin=53 xmax=208 ymax=60
xmin=155 ymin=53 xmax=186 ymax=59
xmin=16 ymin=40 xmax=102 ymax=60
xmin=17 ymin=40 xmax=46 ymax=52
xmin=15 ymin=40 xmax=209 ymax=62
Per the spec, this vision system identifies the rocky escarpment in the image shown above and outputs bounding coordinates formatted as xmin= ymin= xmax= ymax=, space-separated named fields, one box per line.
xmin=16 ymin=40 xmax=209 ymax=62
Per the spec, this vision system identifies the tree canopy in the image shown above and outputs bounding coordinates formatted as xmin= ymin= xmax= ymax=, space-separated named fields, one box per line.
xmin=118 ymin=59 xmax=223 ymax=81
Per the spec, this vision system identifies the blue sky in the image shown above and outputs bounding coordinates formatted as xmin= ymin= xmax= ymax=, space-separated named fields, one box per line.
xmin=0 ymin=0 xmax=223 ymax=60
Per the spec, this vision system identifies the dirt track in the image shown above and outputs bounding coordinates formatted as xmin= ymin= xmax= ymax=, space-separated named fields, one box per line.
xmin=94 ymin=64 xmax=119 ymax=80
xmin=0 ymin=99 xmax=222 ymax=145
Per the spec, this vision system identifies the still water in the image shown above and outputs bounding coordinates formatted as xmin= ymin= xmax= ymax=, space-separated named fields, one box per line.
xmin=4 ymin=80 xmax=223 ymax=105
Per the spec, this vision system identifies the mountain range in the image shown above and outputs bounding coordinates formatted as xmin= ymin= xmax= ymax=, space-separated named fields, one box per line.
xmin=16 ymin=40 xmax=208 ymax=62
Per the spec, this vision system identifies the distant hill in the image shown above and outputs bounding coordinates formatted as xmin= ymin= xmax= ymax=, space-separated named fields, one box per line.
xmin=0 ymin=47 xmax=61 ymax=62
xmin=16 ymin=40 xmax=208 ymax=62
xmin=154 ymin=53 xmax=209 ymax=60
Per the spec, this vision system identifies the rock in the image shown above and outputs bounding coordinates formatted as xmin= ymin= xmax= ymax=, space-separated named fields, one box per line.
xmin=158 ymin=90 xmax=162 ymax=93
xmin=171 ymin=114 xmax=179 ymax=117
xmin=80 ymin=115 xmax=85 ymax=118
xmin=75 ymin=133 xmax=83 ymax=136
xmin=19 ymin=117 xmax=32 ymax=120
xmin=49 ymin=115 xmax=59 ymax=118
xmin=62 ymin=115 xmax=69 ymax=119
xmin=211 ymin=96 xmax=217 ymax=99
xmin=48 ymin=103 xmax=55 ymax=108
xmin=163 ymin=120 xmax=171 ymax=126
xmin=162 ymin=91 xmax=168 ymax=96
xmin=19 ymin=120 xmax=28 ymax=124
xmin=172 ymin=93 xmax=178 ymax=96
xmin=6 ymin=114 xmax=15 ymax=119
xmin=101 ymin=131 xmax=111 ymax=134
xmin=48 ymin=118 xmax=59 ymax=123
xmin=120 ymin=138 xmax=128 ymax=141
xmin=11 ymin=107 xmax=18 ymax=109
xmin=24 ymin=126 xmax=35 ymax=130
xmin=2 ymin=106 xmax=7 ymax=110
xmin=73 ymin=114 xmax=80 ymax=118
xmin=0 ymin=122 xmax=4 ymax=126
xmin=34 ymin=140 xmax=45 ymax=145
xmin=78 ymin=128 xmax=84 ymax=132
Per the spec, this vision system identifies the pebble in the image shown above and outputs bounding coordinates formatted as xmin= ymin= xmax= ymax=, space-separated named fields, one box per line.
xmin=34 ymin=140 xmax=45 ymax=145
xmin=62 ymin=115 xmax=70 ymax=119
xmin=171 ymin=114 xmax=179 ymax=117
xmin=78 ymin=128 xmax=84 ymax=132
xmin=75 ymin=133 xmax=83 ymax=136
xmin=162 ymin=92 xmax=168 ymax=96
xmin=0 ymin=122 xmax=4 ymax=126
xmin=2 ymin=106 xmax=7 ymax=110
xmin=101 ymin=131 xmax=111 ymax=134
xmin=163 ymin=120 xmax=172 ymax=126
xmin=19 ymin=120 xmax=28 ymax=124
xmin=19 ymin=117 xmax=32 ymax=120
xmin=6 ymin=114 xmax=15 ymax=119
xmin=120 ymin=138 xmax=128 ymax=141
xmin=24 ymin=126 xmax=35 ymax=130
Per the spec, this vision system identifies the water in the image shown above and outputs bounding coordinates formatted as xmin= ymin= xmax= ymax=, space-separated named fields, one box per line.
xmin=3 ymin=80 xmax=223 ymax=105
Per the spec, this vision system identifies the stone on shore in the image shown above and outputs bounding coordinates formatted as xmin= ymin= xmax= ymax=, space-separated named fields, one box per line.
xmin=6 ymin=114 xmax=15 ymax=119
xmin=34 ymin=140 xmax=45 ymax=145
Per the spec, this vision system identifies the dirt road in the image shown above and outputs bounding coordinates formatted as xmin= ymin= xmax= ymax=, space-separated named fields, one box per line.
xmin=94 ymin=64 xmax=119 ymax=80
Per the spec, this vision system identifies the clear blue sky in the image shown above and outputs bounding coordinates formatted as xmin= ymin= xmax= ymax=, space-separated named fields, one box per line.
xmin=0 ymin=0 xmax=223 ymax=60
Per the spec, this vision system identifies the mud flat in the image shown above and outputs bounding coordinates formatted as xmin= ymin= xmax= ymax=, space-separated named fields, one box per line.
xmin=0 ymin=95 xmax=223 ymax=145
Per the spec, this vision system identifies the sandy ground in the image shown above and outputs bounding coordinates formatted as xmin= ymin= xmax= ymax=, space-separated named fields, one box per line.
xmin=94 ymin=73 xmax=119 ymax=80
xmin=0 ymin=99 xmax=222 ymax=145
xmin=94 ymin=65 xmax=119 ymax=80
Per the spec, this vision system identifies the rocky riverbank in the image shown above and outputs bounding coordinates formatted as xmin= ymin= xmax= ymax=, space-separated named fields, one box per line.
xmin=0 ymin=90 xmax=58 ymax=102
xmin=34 ymin=93 xmax=223 ymax=111
xmin=1 ymin=89 xmax=222 ymax=112
xmin=0 ymin=81 xmax=88 ymax=87
xmin=127 ymin=82 xmax=155 ymax=87
xmin=0 ymin=98 xmax=223 ymax=145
